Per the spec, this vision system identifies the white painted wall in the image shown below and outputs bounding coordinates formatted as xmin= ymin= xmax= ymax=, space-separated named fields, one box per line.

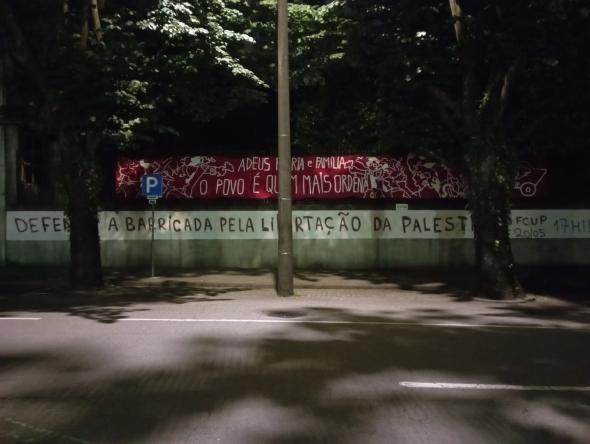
xmin=5 ymin=210 xmax=590 ymax=268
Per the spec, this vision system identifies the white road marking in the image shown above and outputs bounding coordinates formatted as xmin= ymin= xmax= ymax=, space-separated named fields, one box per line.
xmin=400 ymin=382 xmax=590 ymax=391
xmin=0 ymin=317 xmax=41 ymax=321
xmin=118 ymin=318 xmax=590 ymax=331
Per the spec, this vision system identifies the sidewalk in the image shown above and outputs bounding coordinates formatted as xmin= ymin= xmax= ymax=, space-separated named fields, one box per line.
xmin=1 ymin=265 xmax=589 ymax=330
xmin=1 ymin=265 xmax=588 ymax=299
xmin=108 ymin=268 xmax=451 ymax=290
xmin=1 ymin=266 xmax=470 ymax=291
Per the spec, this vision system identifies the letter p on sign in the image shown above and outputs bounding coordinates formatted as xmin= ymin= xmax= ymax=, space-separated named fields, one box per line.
xmin=140 ymin=174 xmax=164 ymax=198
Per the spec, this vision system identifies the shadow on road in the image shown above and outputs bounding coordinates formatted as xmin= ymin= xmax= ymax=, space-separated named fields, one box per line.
xmin=0 ymin=308 xmax=589 ymax=443
xmin=298 ymin=266 xmax=590 ymax=303
xmin=1 ymin=265 xmax=590 ymax=325
xmin=0 ymin=267 xmax=244 ymax=323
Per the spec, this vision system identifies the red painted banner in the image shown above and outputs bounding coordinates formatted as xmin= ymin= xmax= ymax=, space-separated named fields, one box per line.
xmin=115 ymin=155 xmax=546 ymax=200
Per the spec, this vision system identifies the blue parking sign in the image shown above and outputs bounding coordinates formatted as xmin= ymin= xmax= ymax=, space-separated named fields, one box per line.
xmin=140 ymin=174 xmax=164 ymax=198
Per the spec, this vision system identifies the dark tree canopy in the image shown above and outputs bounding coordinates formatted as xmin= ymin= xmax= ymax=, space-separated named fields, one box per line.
xmin=1 ymin=0 xmax=588 ymax=294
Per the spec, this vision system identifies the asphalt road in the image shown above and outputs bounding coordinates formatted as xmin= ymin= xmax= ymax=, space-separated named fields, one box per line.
xmin=1 ymin=288 xmax=589 ymax=444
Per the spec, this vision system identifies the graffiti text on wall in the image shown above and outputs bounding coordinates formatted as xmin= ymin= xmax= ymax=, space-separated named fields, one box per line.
xmin=7 ymin=210 xmax=590 ymax=241
xmin=115 ymin=155 xmax=547 ymax=200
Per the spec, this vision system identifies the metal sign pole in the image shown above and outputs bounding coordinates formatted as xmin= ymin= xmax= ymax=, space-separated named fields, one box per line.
xmin=149 ymin=198 xmax=156 ymax=278
xmin=141 ymin=174 xmax=163 ymax=279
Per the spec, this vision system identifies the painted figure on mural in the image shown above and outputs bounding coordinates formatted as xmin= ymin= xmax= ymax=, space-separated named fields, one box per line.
xmin=114 ymin=155 xmax=547 ymax=200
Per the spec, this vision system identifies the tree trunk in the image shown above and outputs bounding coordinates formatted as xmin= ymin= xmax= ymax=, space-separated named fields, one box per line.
xmin=444 ymin=1 xmax=527 ymax=299
xmin=68 ymin=189 xmax=103 ymax=289
xmin=62 ymin=132 xmax=103 ymax=289
xmin=467 ymin=150 xmax=524 ymax=299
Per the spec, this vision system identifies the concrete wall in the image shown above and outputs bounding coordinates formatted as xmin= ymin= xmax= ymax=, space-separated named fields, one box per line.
xmin=7 ymin=238 xmax=590 ymax=269
xmin=7 ymin=241 xmax=70 ymax=266
xmin=6 ymin=209 xmax=590 ymax=268
xmin=100 ymin=239 xmax=474 ymax=269
xmin=512 ymin=239 xmax=590 ymax=266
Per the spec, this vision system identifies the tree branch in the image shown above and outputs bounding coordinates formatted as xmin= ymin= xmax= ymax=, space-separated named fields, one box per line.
xmin=80 ymin=0 xmax=91 ymax=49
xmin=498 ymin=61 xmax=519 ymax=120
xmin=462 ymin=60 xmax=481 ymax=130
xmin=478 ymin=69 xmax=503 ymax=118
xmin=514 ymin=116 xmax=546 ymax=147
xmin=448 ymin=0 xmax=465 ymax=44
xmin=432 ymin=102 xmax=459 ymax=135
xmin=428 ymin=86 xmax=460 ymax=117
xmin=428 ymin=85 xmax=462 ymax=133
xmin=91 ymin=0 xmax=103 ymax=43
xmin=448 ymin=1 xmax=482 ymax=130
xmin=57 ymin=0 xmax=68 ymax=34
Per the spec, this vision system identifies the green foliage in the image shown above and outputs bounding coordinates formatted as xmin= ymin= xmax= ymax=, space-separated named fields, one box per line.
xmin=137 ymin=0 xmax=264 ymax=85
xmin=286 ymin=0 xmax=590 ymax=160
xmin=2 ymin=0 xmax=267 ymax=150
xmin=4 ymin=0 xmax=589 ymax=157
xmin=288 ymin=1 xmax=455 ymax=154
